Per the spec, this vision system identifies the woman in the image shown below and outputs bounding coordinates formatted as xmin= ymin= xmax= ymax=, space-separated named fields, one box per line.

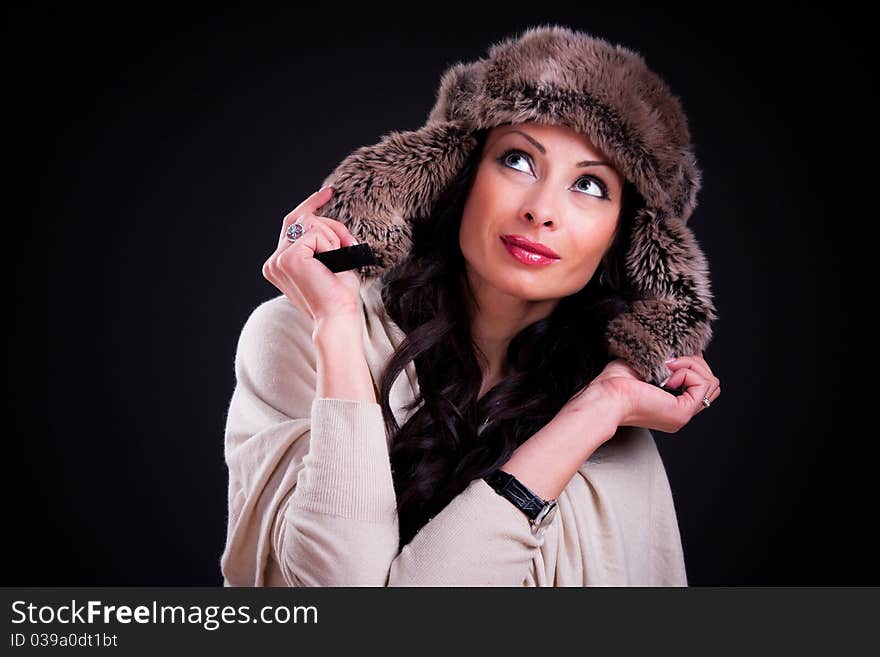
xmin=221 ymin=24 xmax=720 ymax=586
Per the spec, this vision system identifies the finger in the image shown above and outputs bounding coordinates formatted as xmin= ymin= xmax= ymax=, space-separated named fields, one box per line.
xmin=317 ymin=216 xmax=360 ymax=248
xmin=278 ymin=187 xmax=335 ymax=247
xmin=706 ymin=383 xmax=721 ymax=407
xmin=262 ymin=251 xmax=308 ymax=314
xmin=664 ymin=366 xmax=713 ymax=415
xmin=665 ymin=354 xmax=714 ymax=383
xmin=292 ymin=214 xmax=358 ymax=250
xmin=277 ymin=214 xmax=344 ymax=253
xmin=284 ymin=185 xmax=334 ymax=226
xmin=284 ymin=221 xmax=342 ymax=260
xmin=267 ymin=222 xmax=339 ymax=285
xmin=665 ymin=353 xmax=711 ymax=375
xmin=270 ymin=229 xmax=341 ymax=316
xmin=694 ymin=382 xmax=718 ymax=414
xmin=278 ymin=213 xmax=316 ymax=251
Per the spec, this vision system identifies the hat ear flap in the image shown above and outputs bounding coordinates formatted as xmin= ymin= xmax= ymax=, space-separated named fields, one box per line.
xmin=316 ymin=121 xmax=480 ymax=276
xmin=605 ymin=207 xmax=718 ymax=386
xmin=427 ymin=60 xmax=485 ymax=124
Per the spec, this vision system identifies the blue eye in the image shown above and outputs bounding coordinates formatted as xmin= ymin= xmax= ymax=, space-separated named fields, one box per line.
xmin=501 ymin=149 xmax=531 ymax=173
xmin=496 ymin=148 xmax=610 ymax=200
xmin=498 ymin=148 xmax=532 ymax=174
xmin=573 ymin=176 xmax=609 ymax=199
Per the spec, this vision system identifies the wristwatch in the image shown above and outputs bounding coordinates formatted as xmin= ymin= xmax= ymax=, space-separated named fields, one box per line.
xmin=484 ymin=469 xmax=558 ymax=539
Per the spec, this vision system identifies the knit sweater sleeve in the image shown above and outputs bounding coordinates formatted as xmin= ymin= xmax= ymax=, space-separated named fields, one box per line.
xmin=220 ymin=295 xmax=542 ymax=587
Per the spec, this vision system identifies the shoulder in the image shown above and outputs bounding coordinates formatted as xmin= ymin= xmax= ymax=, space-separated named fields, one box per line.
xmin=227 ymin=295 xmax=320 ymax=422
xmin=235 ymin=274 xmax=382 ymax=381
xmin=237 ymin=294 xmax=315 ymax=362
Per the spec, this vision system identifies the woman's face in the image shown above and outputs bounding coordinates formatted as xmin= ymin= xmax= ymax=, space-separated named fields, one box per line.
xmin=459 ymin=121 xmax=625 ymax=303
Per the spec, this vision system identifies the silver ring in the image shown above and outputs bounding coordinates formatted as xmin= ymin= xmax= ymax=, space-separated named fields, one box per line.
xmin=285 ymin=221 xmax=307 ymax=243
xmin=701 ymin=395 xmax=711 ymax=409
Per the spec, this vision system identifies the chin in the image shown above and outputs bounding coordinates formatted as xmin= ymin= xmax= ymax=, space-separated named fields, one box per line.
xmin=490 ymin=274 xmax=558 ymax=302
xmin=464 ymin=252 xmax=560 ymax=300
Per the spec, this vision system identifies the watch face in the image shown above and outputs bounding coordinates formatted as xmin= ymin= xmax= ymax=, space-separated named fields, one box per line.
xmin=531 ymin=502 xmax=558 ymax=538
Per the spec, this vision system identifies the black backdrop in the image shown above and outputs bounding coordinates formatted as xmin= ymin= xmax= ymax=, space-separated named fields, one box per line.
xmin=21 ymin=3 xmax=875 ymax=585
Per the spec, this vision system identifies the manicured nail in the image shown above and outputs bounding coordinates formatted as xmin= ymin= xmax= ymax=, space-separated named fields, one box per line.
xmin=660 ymin=375 xmax=671 ymax=387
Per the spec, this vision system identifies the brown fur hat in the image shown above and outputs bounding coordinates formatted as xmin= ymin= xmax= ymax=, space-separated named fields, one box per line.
xmin=314 ymin=23 xmax=718 ymax=386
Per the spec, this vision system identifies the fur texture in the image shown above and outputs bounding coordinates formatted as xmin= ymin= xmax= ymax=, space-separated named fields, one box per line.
xmin=314 ymin=24 xmax=717 ymax=386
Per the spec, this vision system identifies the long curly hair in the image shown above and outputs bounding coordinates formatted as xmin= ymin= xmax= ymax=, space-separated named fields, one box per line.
xmin=376 ymin=127 xmax=645 ymax=550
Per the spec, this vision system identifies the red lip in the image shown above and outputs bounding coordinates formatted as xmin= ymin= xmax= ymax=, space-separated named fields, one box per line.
xmin=500 ymin=235 xmax=560 ymax=259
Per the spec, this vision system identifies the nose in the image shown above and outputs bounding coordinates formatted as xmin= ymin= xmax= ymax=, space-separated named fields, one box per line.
xmin=520 ymin=183 xmax=560 ymax=228
xmin=524 ymin=210 xmax=553 ymax=226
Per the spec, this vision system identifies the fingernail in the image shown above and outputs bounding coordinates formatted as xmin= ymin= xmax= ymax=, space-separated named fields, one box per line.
xmin=660 ymin=375 xmax=670 ymax=387
xmin=664 ymin=357 xmax=676 ymax=364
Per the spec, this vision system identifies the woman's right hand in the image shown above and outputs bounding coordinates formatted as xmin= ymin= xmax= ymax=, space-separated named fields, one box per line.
xmin=261 ymin=186 xmax=363 ymax=323
xmin=563 ymin=354 xmax=721 ymax=435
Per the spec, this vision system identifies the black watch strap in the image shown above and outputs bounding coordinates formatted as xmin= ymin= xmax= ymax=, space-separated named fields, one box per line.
xmin=484 ymin=469 xmax=549 ymax=521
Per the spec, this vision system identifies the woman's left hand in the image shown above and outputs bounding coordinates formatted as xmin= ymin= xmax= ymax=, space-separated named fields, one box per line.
xmin=583 ymin=350 xmax=721 ymax=433
xmin=659 ymin=351 xmax=721 ymax=406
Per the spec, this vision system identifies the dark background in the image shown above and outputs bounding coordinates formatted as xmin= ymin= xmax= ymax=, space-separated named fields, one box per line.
xmin=18 ymin=3 xmax=874 ymax=584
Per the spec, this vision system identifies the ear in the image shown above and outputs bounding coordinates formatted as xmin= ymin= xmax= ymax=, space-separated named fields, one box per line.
xmin=313 ymin=121 xmax=481 ymax=277
xmin=604 ymin=207 xmax=718 ymax=385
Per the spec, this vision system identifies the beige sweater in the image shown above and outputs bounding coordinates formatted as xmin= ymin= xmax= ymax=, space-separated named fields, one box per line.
xmin=220 ymin=275 xmax=689 ymax=586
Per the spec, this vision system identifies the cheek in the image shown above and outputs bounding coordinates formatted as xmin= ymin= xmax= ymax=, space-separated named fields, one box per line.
xmin=565 ymin=222 xmax=619 ymax=276
xmin=459 ymin=172 xmax=506 ymax=248
xmin=459 ymin=195 xmax=479 ymax=252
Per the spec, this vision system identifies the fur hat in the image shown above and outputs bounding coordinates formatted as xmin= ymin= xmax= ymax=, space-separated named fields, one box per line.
xmin=314 ymin=23 xmax=717 ymax=387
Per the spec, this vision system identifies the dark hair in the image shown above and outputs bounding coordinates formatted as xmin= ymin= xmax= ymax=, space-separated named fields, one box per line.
xmin=376 ymin=128 xmax=644 ymax=550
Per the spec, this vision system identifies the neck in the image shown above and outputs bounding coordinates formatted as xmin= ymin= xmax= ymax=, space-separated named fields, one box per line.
xmin=460 ymin=269 xmax=558 ymax=393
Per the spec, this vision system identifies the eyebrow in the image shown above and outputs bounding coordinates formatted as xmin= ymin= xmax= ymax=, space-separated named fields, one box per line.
xmin=503 ymin=129 xmax=613 ymax=169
